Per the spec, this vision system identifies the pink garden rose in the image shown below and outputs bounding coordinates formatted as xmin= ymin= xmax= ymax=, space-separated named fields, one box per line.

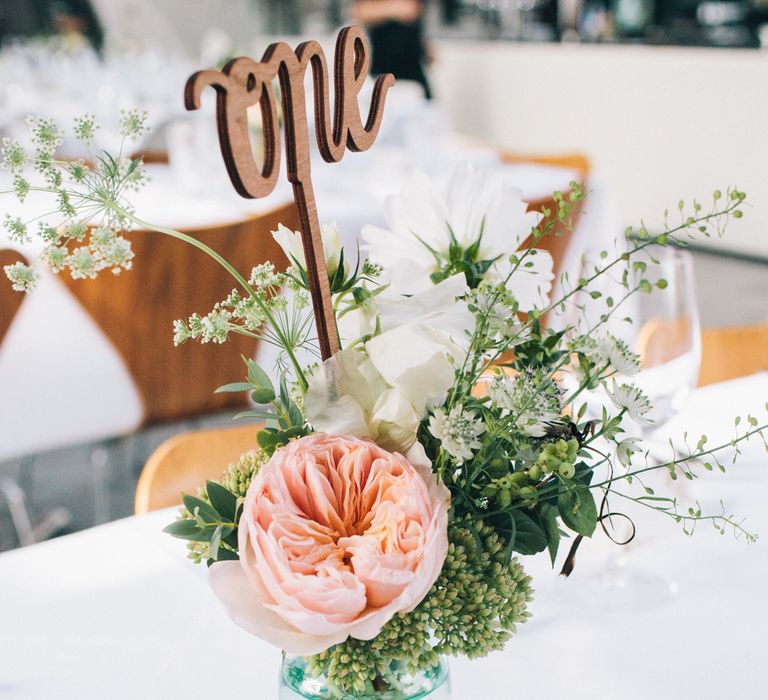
xmin=209 ymin=433 xmax=450 ymax=655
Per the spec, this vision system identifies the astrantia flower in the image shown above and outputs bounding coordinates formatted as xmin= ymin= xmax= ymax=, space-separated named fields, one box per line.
xmin=468 ymin=283 xmax=531 ymax=347
xmin=362 ymin=163 xmax=553 ymax=310
xmin=598 ymin=334 xmax=641 ymax=376
xmin=608 ymin=381 xmax=653 ymax=424
xmin=428 ymin=405 xmax=485 ymax=464
xmin=209 ymin=434 xmax=449 ymax=655
xmin=489 ymin=368 xmax=562 ymax=437
xmin=616 ymin=437 xmax=643 ymax=467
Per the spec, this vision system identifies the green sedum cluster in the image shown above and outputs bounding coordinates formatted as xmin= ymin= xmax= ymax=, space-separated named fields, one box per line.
xmin=182 ymin=449 xmax=266 ymax=564
xmin=306 ymin=518 xmax=533 ymax=695
xmin=219 ymin=449 xmax=267 ymax=498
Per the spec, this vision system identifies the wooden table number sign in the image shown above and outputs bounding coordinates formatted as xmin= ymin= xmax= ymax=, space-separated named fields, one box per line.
xmin=185 ymin=26 xmax=395 ymax=360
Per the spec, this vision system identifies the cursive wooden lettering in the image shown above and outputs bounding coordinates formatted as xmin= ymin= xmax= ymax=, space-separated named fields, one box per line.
xmin=184 ymin=26 xmax=394 ymax=360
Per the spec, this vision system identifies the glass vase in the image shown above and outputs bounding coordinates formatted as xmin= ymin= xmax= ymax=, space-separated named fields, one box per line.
xmin=279 ymin=653 xmax=450 ymax=700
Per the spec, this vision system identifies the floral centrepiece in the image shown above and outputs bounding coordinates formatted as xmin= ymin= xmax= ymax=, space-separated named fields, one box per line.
xmin=2 ymin=114 xmax=766 ymax=699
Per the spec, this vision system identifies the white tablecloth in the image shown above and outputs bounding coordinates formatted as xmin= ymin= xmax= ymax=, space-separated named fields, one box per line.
xmin=1 ymin=374 xmax=766 ymax=699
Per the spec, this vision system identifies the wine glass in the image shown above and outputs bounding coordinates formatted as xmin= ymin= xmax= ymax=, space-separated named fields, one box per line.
xmin=564 ymin=245 xmax=701 ymax=435
xmin=558 ymin=245 xmax=701 ymax=608
xmin=618 ymin=247 xmax=701 ymax=434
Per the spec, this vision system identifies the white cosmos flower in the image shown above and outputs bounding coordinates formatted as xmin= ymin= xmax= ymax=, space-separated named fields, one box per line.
xmin=272 ymin=221 xmax=344 ymax=278
xmin=608 ymin=381 xmax=653 ymax=425
xmin=362 ymin=163 xmax=553 ymax=310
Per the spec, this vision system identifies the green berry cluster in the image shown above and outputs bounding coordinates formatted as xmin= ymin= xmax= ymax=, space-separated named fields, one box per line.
xmin=306 ymin=518 xmax=533 ymax=694
xmin=533 ymin=438 xmax=579 ymax=480
xmin=481 ymin=470 xmax=539 ymax=508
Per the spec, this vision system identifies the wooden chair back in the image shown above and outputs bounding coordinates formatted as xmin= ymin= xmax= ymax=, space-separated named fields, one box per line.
xmin=501 ymin=152 xmax=591 ymax=179
xmin=501 ymin=152 xmax=591 ymax=282
xmin=700 ymin=324 xmax=768 ymax=386
xmin=0 ymin=249 xmax=28 ymax=346
xmin=60 ymin=202 xmax=299 ymax=424
xmin=135 ymin=422 xmax=261 ymax=514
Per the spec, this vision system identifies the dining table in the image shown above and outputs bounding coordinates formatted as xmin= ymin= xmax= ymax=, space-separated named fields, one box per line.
xmin=1 ymin=373 xmax=766 ymax=699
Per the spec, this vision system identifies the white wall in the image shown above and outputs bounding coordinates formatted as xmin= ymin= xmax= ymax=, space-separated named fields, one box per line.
xmin=91 ymin=0 xmax=259 ymax=56
xmin=431 ymin=41 xmax=768 ymax=258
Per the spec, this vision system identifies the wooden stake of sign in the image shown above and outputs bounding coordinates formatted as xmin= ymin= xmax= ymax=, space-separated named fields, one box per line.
xmin=184 ymin=26 xmax=395 ymax=360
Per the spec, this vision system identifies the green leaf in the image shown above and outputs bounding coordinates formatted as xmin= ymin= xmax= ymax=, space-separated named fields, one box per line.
xmin=558 ymin=484 xmax=598 ymax=537
xmin=279 ymin=374 xmax=291 ymax=412
xmin=510 ymin=510 xmax=548 ymax=556
xmin=539 ymin=503 xmax=561 ymax=566
xmin=287 ymin=401 xmax=303 ymax=427
xmin=282 ymin=426 xmax=305 ymax=440
xmin=251 ymin=387 xmax=276 ymax=404
xmin=182 ymin=495 xmax=220 ymax=524
xmin=223 ymin=528 xmax=239 ymax=549
xmin=233 ymin=410 xmax=269 ymax=421
xmin=257 ymin=429 xmax=279 ymax=453
xmin=215 ymin=382 xmax=254 ymax=394
xmin=215 ymin=547 xmax=239 ymax=562
xmin=233 ymin=410 xmax=274 ymax=421
xmin=573 ymin=461 xmax=594 ymax=486
xmin=209 ymin=525 xmax=222 ymax=559
xmin=206 ymin=481 xmax=237 ymax=521
xmin=126 ymin=158 xmax=141 ymax=176
xmin=163 ymin=519 xmax=204 ymax=540
xmin=247 ymin=359 xmax=274 ymax=392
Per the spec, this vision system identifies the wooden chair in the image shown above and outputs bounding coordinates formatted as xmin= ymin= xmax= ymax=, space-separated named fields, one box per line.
xmin=1 ymin=249 xmax=73 ymax=545
xmin=60 ymin=202 xmax=300 ymax=424
xmin=699 ymin=324 xmax=768 ymax=386
xmin=134 ymin=422 xmax=261 ymax=514
xmin=0 ymin=248 xmax=28 ymax=346
xmin=500 ymin=151 xmax=591 ymax=180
